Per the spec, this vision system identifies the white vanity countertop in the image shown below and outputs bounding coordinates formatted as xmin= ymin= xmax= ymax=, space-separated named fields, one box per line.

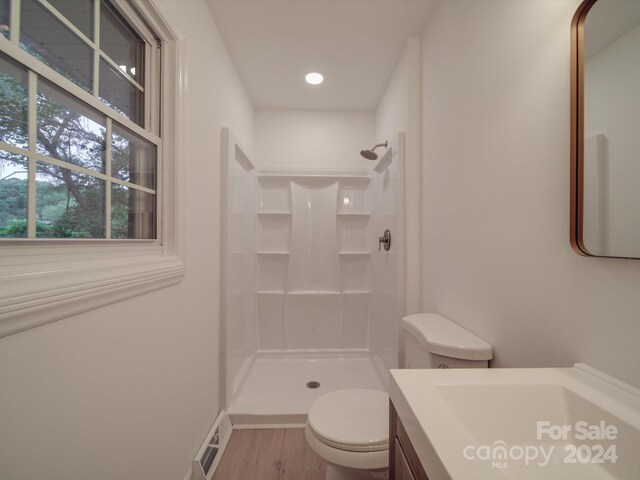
xmin=389 ymin=365 xmax=640 ymax=480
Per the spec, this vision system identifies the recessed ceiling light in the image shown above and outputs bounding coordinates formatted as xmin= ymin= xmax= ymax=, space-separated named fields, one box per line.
xmin=305 ymin=72 xmax=324 ymax=85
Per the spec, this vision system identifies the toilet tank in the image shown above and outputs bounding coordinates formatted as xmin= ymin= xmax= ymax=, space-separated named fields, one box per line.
xmin=402 ymin=313 xmax=493 ymax=369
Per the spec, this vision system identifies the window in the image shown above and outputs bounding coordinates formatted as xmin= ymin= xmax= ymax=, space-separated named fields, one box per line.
xmin=0 ymin=0 xmax=185 ymax=337
xmin=0 ymin=0 xmax=159 ymax=239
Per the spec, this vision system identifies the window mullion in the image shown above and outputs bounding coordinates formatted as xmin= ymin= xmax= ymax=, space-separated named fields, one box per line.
xmin=37 ymin=0 xmax=95 ymax=49
xmin=93 ymin=0 xmax=100 ymax=97
xmin=27 ymin=69 xmax=37 ymax=238
xmin=9 ymin=0 xmax=20 ymax=44
xmin=105 ymin=117 xmax=112 ymax=239
xmin=99 ymin=51 xmax=144 ymax=92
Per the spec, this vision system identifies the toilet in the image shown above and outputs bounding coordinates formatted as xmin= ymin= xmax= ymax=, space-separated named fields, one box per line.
xmin=305 ymin=313 xmax=493 ymax=480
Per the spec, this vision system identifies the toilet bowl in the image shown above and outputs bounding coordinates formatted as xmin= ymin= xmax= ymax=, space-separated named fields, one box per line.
xmin=305 ymin=389 xmax=389 ymax=480
xmin=305 ymin=314 xmax=493 ymax=480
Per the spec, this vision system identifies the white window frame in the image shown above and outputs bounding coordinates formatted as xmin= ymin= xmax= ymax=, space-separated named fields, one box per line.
xmin=0 ymin=0 xmax=186 ymax=337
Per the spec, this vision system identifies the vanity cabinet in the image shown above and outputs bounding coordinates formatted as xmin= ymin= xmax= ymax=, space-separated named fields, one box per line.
xmin=389 ymin=402 xmax=430 ymax=480
xmin=394 ymin=440 xmax=417 ymax=480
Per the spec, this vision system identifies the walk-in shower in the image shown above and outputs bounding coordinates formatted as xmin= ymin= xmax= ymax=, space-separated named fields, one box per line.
xmin=221 ymin=129 xmax=404 ymax=426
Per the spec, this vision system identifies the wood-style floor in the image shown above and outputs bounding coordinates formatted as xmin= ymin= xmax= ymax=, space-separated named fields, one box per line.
xmin=211 ymin=428 xmax=327 ymax=480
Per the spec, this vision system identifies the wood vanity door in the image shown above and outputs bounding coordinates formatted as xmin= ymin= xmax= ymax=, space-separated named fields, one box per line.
xmin=394 ymin=439 xmax=416 ymax=480
xmin=389 ymin=401 xmax=430 ymax=480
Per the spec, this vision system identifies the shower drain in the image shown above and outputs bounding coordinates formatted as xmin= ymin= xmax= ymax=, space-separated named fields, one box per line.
xmin=306 ymin=381 xmax=321 ymax=389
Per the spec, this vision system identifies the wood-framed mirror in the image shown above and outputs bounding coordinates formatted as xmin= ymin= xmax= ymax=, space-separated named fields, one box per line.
xmin=571 ymin=0 xmax=640 ymax=259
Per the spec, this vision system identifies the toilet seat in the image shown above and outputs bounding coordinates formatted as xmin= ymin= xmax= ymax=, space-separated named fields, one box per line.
xmin=307 ymin=389 xmax=389 ymax=453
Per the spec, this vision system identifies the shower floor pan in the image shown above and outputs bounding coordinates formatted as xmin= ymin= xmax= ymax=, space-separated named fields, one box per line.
xmin=227 ymin=354 xmax=387 ymax=428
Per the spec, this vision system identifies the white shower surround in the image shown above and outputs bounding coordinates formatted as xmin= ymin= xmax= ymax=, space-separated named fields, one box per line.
xmin=257 ymin=175 xmax=371 ymax=351
xmin=222 ymin=130 xmax=404 ymax=425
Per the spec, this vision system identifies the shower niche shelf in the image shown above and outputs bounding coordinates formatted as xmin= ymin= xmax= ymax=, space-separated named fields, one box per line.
xmin=337 ymin=177 xmax=370 ymax=215
xmin=258 ymin=172 xmax=369 ymax=180
xmin=339 ymin=254 xmax=370 ymax=292
xmin=337 ymin=213 xmax=371 ymax=253
xmin=257 ymin=177 xmax=291 ymax=214
xmin=257 ymin=253 xmax=289 ymax=293
xmin=286 ymin=290 xmax=341 ymax=295
xmin=257 ymin=214 xmax=291 ymax=252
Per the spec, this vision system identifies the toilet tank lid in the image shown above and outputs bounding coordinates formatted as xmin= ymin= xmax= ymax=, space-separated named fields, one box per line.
xmin=402 ymin=313 xmax=493 ymax=361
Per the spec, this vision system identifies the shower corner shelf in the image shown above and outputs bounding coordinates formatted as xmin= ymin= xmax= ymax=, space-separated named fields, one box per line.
xmin=336 ymin=212 xmax=371 ymax=216
xmin=257 ymin=173 xmax=369 ymax=180
xmin=257 ymin=211 xmax=292 ymax=216
xmin=257 ymin=251 xmax=290 ymax=255
xmin=286 ymin=290 xmax=341 ymax=295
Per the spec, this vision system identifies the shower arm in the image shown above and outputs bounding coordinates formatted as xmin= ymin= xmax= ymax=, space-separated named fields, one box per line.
xmin=370 ymin=141 xmax=388 ymax=153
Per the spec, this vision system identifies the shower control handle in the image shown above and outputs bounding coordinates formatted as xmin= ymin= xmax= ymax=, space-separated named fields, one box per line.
xmin=379 ymin=229 xmax=391 ymax=251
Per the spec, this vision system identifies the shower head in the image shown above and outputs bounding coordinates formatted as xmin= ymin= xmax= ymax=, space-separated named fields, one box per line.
xmin=360 ymin=141 xmax=388 ymax=160
xmin=360 ymin=149 xmax=379 ymax=160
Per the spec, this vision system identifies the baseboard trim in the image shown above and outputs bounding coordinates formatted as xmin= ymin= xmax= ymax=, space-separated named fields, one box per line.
xmin=228 ymin=412 xmax=307 ymax=428
xmin=233 ymin=423 xmax=306 ymax=430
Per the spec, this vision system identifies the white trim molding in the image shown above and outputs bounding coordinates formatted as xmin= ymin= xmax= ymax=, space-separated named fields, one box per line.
xmin=0 ymin=0 xmax=187 ymax=337
xmin=0 ymin=255 xmax=186 ymax=337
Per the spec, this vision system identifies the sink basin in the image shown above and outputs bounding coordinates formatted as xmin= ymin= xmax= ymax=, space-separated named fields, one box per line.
xmin=389 ymin=364 xmax=640 ymax=479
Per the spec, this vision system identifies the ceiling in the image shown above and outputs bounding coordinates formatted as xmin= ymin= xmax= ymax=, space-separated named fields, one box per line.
xmin=206 ymin=0 xmax=438 ymax=111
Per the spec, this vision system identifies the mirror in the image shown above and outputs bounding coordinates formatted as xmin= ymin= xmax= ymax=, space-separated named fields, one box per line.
xmin=571 ymin=0 xmax=640 ymax=258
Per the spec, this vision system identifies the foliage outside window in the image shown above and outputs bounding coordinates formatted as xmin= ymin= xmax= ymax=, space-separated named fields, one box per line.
xmin=0 ymin=0 xmax=159 ymax=240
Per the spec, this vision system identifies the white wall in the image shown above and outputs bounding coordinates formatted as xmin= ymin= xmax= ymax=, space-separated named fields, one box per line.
xmin=585 ymin=23 xmax=640 ymax=257
xmin=254 ymin=109 xmax=375 ymax=170
xmin=376 ymin=45 xmax=408 ymax=143
xmin=421 ymin=0 xmax=640 ymax=388
xmin=0 ymin=2 xmax=254 ymax=479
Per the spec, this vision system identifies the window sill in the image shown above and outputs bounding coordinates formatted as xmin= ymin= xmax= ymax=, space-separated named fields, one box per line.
xmin=0 ymin=253 xmax=186 ymax=337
